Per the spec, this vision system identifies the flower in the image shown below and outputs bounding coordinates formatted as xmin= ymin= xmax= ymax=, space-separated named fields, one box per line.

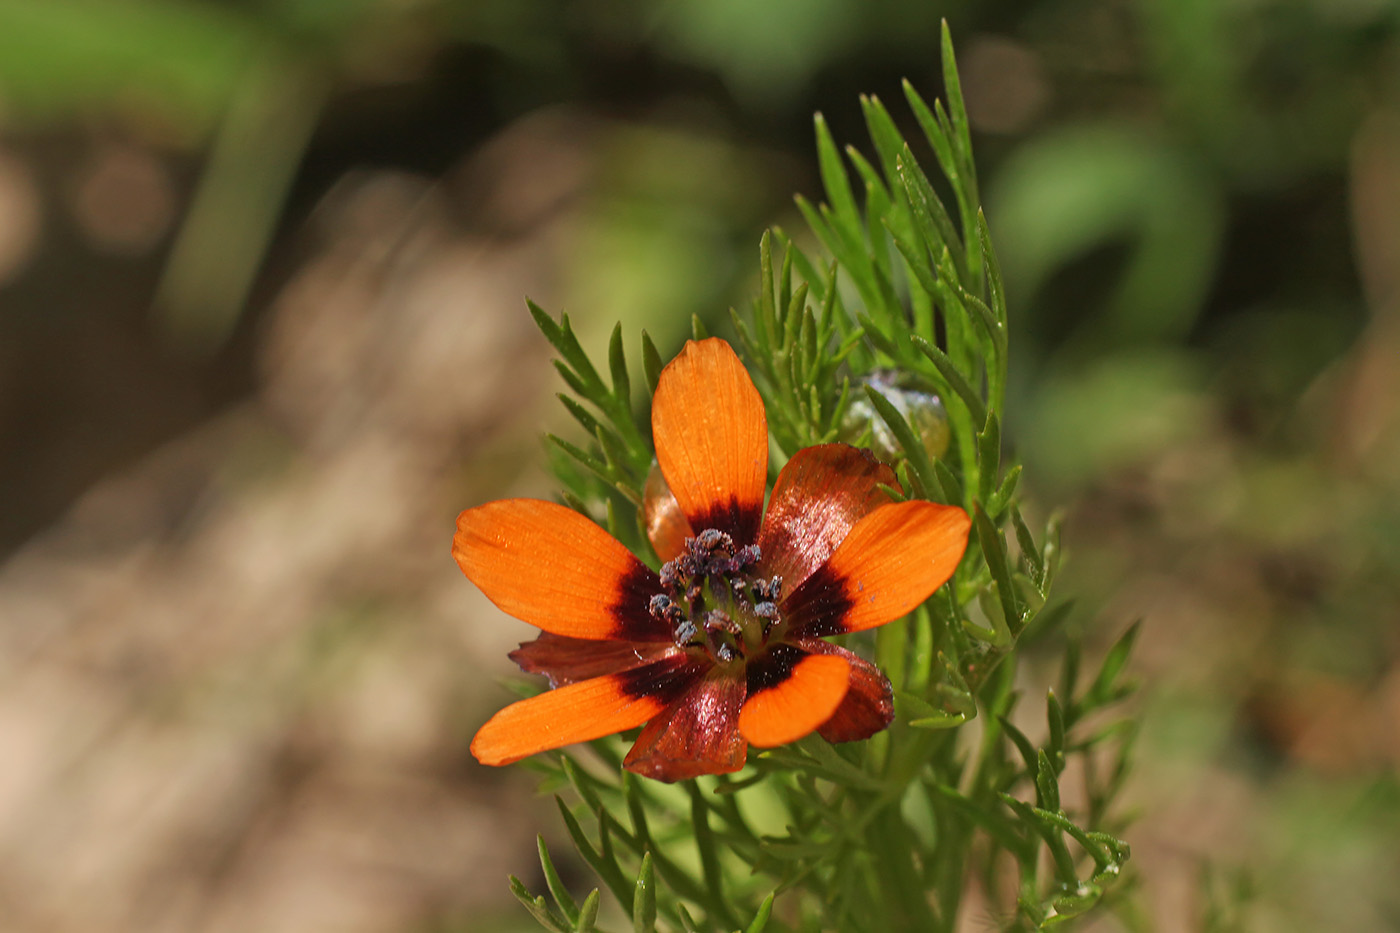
xmin=456 ymin=338 xmax=971 ymax=781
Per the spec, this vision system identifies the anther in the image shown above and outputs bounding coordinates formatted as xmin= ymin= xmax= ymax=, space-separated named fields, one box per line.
xmin=695 ymin=529 xmax=731 ymax=551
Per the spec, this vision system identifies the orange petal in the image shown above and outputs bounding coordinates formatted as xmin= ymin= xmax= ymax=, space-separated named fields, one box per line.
xmin=792 ymin=639 xmax=895 ymax=744
xmin=471 ymin=655 xmax=708 ymax=766
xmin=651 ymin=338 xmax=767 ymax=544
xmin=510 ymin=633 xmax=684 ymax=687
xmin=454 ymin=499 xmax=670 ymax=641
xmin=758 ymin=444 xmax=897 ymax=595
xmin=624 ymin=669 xmax=747 ymax=782
xmin=642 ymin=462 xmax=693 ymax=563
xmin=738 ymin=645 xmax=850 ymax=747
xmin=784 ymin=500 xmax=971 ymax=637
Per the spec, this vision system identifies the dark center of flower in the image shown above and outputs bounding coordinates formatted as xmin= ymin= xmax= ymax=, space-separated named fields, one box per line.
xmin=648 ymin=529 xmax=782 ymax=665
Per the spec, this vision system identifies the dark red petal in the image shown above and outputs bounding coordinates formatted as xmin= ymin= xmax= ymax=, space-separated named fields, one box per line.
xmin=643 ymin=462 xmax=693 ymax=563
xmin=738 ymin=643 xmax=850 ymax=747
xmin=785 ymin=500 xmax=971 ymax=638
xmin=758 ymin=444 xmax=898 ymax=595
xmin=792 ymin=638 xmax=895 ymax=743
xmin=510 ymin=633 xmax=685 ymax=688
xmin=454 ymin=499 xmax=670 ymax=641
xmin=623 ymin=668 xmax=746 ymax=782
xmin=651 ymin=338 xmax=767 ymax=544
xmin=471 ymin=654 xmax=708 ymax=766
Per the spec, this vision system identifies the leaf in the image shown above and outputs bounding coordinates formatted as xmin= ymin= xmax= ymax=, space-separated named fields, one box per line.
xmin=688 ymin=783 xmax=726 ymax=912
xmin=814 ymin=112 xmax=861 ymax=244
xmin=677 ymin=904 xmax=701 ymax=933
xmin=1035 ymin=750 xmax=1060 ymax=813
xmin=530 ymin=301 xmax=606 ymax=400
xmin=632 ymin=853 xmax=656 ymax=933
xmin=641 ymin=331 xmax=664 ymax=394
xmin=744 ymin=892 xmax=776 ymax=933
xmin=998 ymin=715 xmax=1038 ymax=776
xmin=1011 ymin=505 xmax=1044 ymax=587
xmin=912 ymin=335 xmax=988 ymax=428
xmin=555 ymin=797 xmax=634 ymax=917
xmin=574 ymin=889 xmax=600 ymax=932
xmin=1084 ymin=620 xmax=1142 ymax=708
xmin=510 ymin=875 xmax=570 ymax=932
xmin=977 ymin=410 xmax=1001 ymax=506
xmin=538 ymin=836 xmax=580 ymax=925
xmin=608 ymin=322 xmax=630 ymax=406
xmin=895 ymin=150 xmax=967 ymax=287
xmin=974 ymin=502 xmax=1022 ymax=634
xmin=940 ymin=19 xmax=975 ymax=179
xmin=988 ymin=463 xmax=1022 ymax=519
xmin=1046 ymin=690 xmax=1066 ymax=770
xmin=548 ymin=434 xmax=613 ymax=485
xmin=978 ymin=210 xmax=1007 ymax=327
xmin=559 ymin=393 xmax=604 ymax=436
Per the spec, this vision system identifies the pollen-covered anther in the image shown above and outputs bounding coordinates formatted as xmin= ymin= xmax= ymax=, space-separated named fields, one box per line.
xmin=752 ymin=575 xmax=782 ymax=602
xmin=701 ymin=611 xmax=740 ymax=662
xmin=694 ymin=528 xmax=730 ymax=550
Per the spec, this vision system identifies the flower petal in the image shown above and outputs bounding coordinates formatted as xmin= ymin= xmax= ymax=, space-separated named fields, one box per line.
xmin=624 ymin=668 xmax=747 ymax=782
xmin=738 ymin=644 xmax=850 ymax=748
xmin=758 ymin=444 xmax=897 ymax=595
xmin=791 ymin=638 xmax=895 ymax=743
xmin=651 ymin=338 xmax=767 ymax=544
xmin=470 ymin=654 xmax=708 ymax=766
xmin=642 ymin=462 xmax=693 ymax=563
xmin=784 ymin=500 xmax=970 ymax=637
xmin=510 ymin=633 xmax=685 ymax=688
xmin=454 ymin=499 xmax=670 ymax=641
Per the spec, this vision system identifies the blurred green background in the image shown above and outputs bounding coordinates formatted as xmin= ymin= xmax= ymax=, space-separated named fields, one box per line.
xmin=0 ymin=0 xmax=1397 ymax=930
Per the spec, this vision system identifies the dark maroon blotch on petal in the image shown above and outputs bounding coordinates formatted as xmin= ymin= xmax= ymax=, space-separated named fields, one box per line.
xmin=615 ymin=653 xmax=713 ymax=704
xmin=746 ymin=641 xmax=810 ymax=694
xmin=688 ymin=498 xmax=763 ymax=549
xmin=611 ymin=561 xmax=677 ymax=641
xmin=779 ymin=561 xmax=857 ymax=638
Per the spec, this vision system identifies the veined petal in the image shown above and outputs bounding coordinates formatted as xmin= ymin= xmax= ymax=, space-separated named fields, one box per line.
xmin=510 ymin=633 xmax=685 ymax=688
xmin=624 ymin=668 xmax=747 ymax=782
xmin=784 ymin=500 xmax=970 ymax=638
xmin=470 ymin=654 xmax=708 ymax=766
xmin=651 ymin=338 xmax=767 ymax=544
xmin=738 ymin=644 xmax=850 ymax=747
xmin=792 ymin=638 xmax=895 ymax=743
xmin=454 ymin=499 xmax=670 ymax=641
xmin=758 ymin=444 xmax=897 ymax=595
xmin=642 ymin=462 xmax=693 ymax=563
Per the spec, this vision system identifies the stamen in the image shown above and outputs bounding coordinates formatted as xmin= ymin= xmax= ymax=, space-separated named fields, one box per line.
xmin=652 ymin=529 xmax=776 ymax=663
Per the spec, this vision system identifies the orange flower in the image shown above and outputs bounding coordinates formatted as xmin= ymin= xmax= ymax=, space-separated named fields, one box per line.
xmin=456 ymin=338 xmax=971 ymax=782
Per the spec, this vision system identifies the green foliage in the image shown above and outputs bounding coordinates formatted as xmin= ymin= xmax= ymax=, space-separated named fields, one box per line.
xmin=518 ymin=24 xmax=1136 ymax=932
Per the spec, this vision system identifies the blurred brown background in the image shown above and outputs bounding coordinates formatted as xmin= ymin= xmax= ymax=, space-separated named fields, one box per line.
xmin=1 ymin=1 xmax=1398 ymax=930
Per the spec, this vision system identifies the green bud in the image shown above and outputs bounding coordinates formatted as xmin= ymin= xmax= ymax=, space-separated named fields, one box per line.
xmin=840 ymin=372 xmax=951 ymax=461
